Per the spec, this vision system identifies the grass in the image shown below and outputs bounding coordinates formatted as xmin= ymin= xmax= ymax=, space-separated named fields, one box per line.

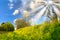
xmin=0 ymin=22 xmax=60 ymax=40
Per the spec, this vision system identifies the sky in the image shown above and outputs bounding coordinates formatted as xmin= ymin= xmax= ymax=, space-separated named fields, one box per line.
xmin=0 ymin=0 xmax=59 ymax=25
xmin=0 ymin=0 xmax=45 ymax=25
xmin=0 ymin=0 xmax=22 ymax=24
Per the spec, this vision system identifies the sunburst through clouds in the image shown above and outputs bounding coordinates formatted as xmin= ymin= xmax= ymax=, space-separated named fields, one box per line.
xmin=9 ymin=0 xmax=60 ymax=25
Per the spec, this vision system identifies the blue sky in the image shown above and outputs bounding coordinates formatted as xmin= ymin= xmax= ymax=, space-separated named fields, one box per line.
xmin=0 ymin=0 xmax=21 ymax=24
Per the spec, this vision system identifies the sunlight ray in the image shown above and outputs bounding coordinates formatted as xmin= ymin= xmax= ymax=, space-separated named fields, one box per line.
xmin=30 ymin=6 xmax=47 ymax=24
xmin=54 ymin=3 xmax=60 ymax=7
xmin=8 ymin=0 xmax=60 ymax=25
xmin=52 ymin=6 xmax=60 ymax=17
xmin=29 ymin=5 xmax=45 ymax=18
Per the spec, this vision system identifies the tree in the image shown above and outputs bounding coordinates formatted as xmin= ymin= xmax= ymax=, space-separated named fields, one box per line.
xmin=14 ymin=19 xmax=30 ymax=29
xmin=1 ymin=22 xmax=5 ymax=25
xmin=1 ymin=22 xmax=14 ymax=31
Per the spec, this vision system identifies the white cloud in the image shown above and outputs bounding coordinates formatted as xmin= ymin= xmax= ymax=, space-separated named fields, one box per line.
xmin=23 ymin=10 xmax=30 ymax=18
xmin=13 ymin=10 xmax=19 ymax=15
xmin=9 ymin=0 xmax=13 ymax=2
xmin=30 ymin=2 xmax=35 ymax=10
xmin=9 ymin=6 xmax=13 ymax=9
xmin=8 ymin=3 xmax=14 ymax=9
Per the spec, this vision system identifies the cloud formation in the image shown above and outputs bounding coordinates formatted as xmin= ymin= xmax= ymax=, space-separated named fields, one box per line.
xmin=8 ymin=0 xmax=60 ymax=25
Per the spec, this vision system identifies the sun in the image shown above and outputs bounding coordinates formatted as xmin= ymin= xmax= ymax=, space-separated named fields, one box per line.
xmin=46 ymin=0 xmax=54 ymax=5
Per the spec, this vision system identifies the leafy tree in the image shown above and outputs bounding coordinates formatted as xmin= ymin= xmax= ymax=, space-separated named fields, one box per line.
xmin=1 ymin=22 xmax=5 ymax=25
xmin=1 ymin=22 xmax=14 ymax=31
xmin=14 ymin=19 xmax=30 ymax=29
xmin=0 ymin=26 xmax=4 ymax=31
